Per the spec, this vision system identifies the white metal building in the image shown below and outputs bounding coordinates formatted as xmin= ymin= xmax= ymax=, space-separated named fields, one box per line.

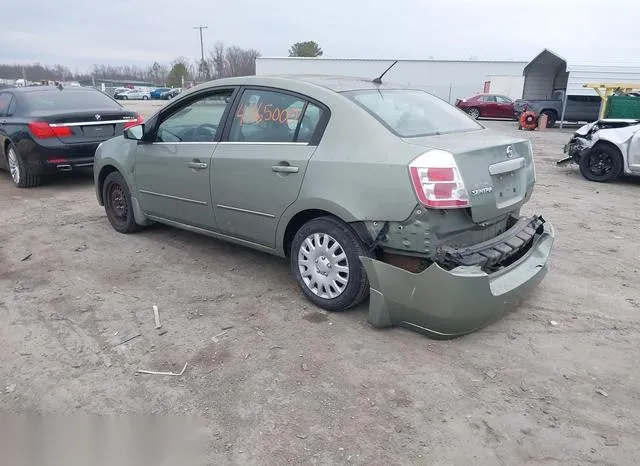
xmin=522 ymin=49 xmax=640 ymax=99
xmin=256 ymin=57 xmax=527 ymax=103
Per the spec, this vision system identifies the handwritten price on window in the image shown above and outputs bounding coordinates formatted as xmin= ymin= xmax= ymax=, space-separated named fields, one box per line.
xmin=236 ymin=103 xmax=301 ymax=125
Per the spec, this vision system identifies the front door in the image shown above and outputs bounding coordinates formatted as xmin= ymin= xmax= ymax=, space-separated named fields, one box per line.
xmin=495 ymin=95 xmax=514 ymax=118
xmin=211 ymin=88 xmax=327 ymax=248
xmin=134 ymin=88 xmax=236 ymax=230
xmin=627 ymin=127 xmax=640 ymax=173
xmin=481 ymin=95 xmax=499 ymax=118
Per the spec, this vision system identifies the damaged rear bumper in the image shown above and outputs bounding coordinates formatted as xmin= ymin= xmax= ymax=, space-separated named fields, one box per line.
xmin=360 ymin=219 xmax=554 ymax=339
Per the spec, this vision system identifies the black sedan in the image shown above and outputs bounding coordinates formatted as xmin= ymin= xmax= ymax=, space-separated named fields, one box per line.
xmin=0 ymin=86 xmax=142 ymax=188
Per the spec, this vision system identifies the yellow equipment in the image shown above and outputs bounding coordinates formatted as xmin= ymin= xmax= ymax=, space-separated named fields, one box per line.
xmin=584 ymin=83 xmax=640 ymax=119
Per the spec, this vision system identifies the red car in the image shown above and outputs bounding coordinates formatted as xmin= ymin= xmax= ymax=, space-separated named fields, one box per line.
xmin=455 ymin=93 xmax=515 ymax=120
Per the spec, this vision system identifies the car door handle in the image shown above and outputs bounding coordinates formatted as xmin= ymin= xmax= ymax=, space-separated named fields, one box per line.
xmin=272 ymin=165 xmax=299 ymax=173
xmin=187 ymin=162 xmax=208 ymax=169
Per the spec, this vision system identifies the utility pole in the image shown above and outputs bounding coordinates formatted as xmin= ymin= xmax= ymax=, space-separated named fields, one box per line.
xmin=193 ymin=25 xmax=208 ymax=80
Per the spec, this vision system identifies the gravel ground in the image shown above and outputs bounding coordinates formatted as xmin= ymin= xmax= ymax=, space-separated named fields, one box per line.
xmin=1 ymin=104 xmax=639 ymax=465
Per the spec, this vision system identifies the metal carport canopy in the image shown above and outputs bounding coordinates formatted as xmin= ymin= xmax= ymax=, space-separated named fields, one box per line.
xmin=566 ymin=60 xmax=640 ymax=96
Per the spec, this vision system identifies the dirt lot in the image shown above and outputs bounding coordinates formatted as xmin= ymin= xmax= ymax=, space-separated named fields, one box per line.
xmin=1 ymin=102 xmax=639 ymax=465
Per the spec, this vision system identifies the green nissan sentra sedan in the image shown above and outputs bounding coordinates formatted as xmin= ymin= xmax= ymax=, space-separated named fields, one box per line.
xmin=94 ymin=75 xmax=555 ymax=339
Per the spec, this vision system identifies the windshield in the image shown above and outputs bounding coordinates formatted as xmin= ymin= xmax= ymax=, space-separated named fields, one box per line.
xmin=24 ymin=89 xmax=119 ymax=111
xmin=344 ymin=89 xmax=482 ymax=137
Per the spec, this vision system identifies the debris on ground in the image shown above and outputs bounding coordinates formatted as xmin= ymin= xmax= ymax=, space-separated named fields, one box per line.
xmin=113 ymin=333 xmax=142 ymax=347
xmin=136 ymin=362 xmax=188 ymax=376
xmin=5 ymin=384 xmax=16 ymax=394
xmin=158 ymin=330 xmax=168 ymax=336
xmin=256 ymin=329 xmax=265 ymax=337
xmin=153 ymin=305 xmax=161 ymax=329
xmin=20 ymin=253 xmax=32 ymax=262
xmin=549 ymin=320 xmax=559 ymax=326
xmin=74 ymin=244 xmax=88 ymax=252
xmin=596 ymin=388 xmax=609 ymax=397
xmin=221 ymin=325 xmax=234 ymax=330
xmin=484 ymin=370 xmax=497 ymax=379
xmin=301 ymin=363 xmax=310 ymax=371
xmin=211 ymin=331 xmax=227 ymax=343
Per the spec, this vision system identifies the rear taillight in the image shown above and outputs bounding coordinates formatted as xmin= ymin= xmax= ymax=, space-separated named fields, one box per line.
xmin=28 ymin=121 xmax=72 ymax=139
xmin=409 ymin=150 xmax=470 ymax=209
xmin=123 ymin=114 xmax=144 ymax=130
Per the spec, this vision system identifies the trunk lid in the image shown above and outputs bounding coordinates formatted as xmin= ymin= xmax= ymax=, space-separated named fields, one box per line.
xmin=32 ymin=109 xmax=137 ymax=143
xmin=403 ymin=129 xmax=536 ymax=223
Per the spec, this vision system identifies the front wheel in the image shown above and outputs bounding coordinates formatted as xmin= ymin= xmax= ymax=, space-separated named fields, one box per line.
xmin=290 ymin=216 xmax=371 ymax=312
xmin=102 ymin=171 xmax=142 ymax=233
xmin=579 ymin=145 xmax=623 ymax=182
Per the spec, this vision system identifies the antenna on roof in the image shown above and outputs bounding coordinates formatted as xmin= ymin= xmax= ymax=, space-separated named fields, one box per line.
xmin=372 ymin=60 xmax=398 ymax=84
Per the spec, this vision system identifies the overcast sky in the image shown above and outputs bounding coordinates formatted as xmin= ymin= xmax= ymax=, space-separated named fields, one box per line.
xmin=1 ymin=0 xmax=638 ymax=69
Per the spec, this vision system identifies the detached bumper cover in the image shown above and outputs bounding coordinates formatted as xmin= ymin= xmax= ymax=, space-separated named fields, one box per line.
xmin=360 ymin=220 xmax=554 ymax=339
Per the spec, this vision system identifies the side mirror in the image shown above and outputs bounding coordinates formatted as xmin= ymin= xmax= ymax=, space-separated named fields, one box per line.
xmin=124 ymin=124 xmax=144 ymax=140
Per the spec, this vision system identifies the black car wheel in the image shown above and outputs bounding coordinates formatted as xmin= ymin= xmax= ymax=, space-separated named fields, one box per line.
xmin=540 ymin=110 xmax=557 ymax=128
xmin=142 ymin=95 xmax=149 ymax=100
xmin=102 ymin=171 xmax=142 ymax=233
xmin=579 ymin=145 xmax=623 ymax=182
xmin=6 ymin=143 xmax=42 ymax=188
xmin=291 ymin=216 xmax=371 ymax=312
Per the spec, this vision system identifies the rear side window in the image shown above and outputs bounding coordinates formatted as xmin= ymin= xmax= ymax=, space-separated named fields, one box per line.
xmin=228 ymin=89 xmax=324 ymax=143
xmin=23 ymin=89 xmax=119 ymax=111
xmin=0 ymin=93 xmax=11 ymax=116
xmin=344 ymin=89 xmax=482 ymax=137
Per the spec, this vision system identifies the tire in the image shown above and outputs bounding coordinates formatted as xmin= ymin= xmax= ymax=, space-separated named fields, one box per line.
xmin=142 ymin=95 xmax=149 ymax=100
xmin=579 ymin=144 xmax=623 ymax=182
xmin=102 ymin=171 xmax=142 ymax=233
xmin=122 ymin=96 xmax=128 ymax=100
xmin=467 ymin=107 xmax=480 ymax=119
xmin=6 ymin=143 xmax=42 ymax=188
xmin=540 ymin=110 xmax=557 ymax=128
xmin=290 ymin=216 xmax=371 ymax=312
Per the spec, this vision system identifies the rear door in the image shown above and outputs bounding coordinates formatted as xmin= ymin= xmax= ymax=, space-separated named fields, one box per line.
xmin=134 ymin=87 xmax=237 ymax=229
xmin=211 ymin=87 xmax=328 ymax=247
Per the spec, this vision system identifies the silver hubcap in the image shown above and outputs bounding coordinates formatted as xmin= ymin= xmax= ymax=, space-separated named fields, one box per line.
xmin=298 ymin=233 xmax=349 ymax=299
xmin=469 ymin=109 xmax=479 ymax=119
xmin=7 ymin=148 xmax=20 ymax=184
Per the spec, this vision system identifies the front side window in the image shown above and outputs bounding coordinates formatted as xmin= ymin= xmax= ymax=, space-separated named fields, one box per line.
xmin=482 ymin=95 xmax=497 ymax=102
xmin=156 ymin=90 xmax=234 ymax=143
xmin=228 ymin=89 xmax=323 ymax=143
xmin=495 ymin=96 xmax=512 ymax=103
xmin=344 ymin=89 xmax=483 ymax=138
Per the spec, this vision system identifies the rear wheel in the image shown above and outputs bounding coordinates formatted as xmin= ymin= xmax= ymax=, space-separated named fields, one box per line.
xmin=290 ymin=216 xmax=371 ymax=312
xmin=467 ymin=107 xmax=480 ymax=119
xmin=102 ymin=171 xmax=142 ymax=233
xmin=540 ymin=110 xmax=557 ymax=128
xmin=579 ymin=145 xmax=623 ymax=182
xmin=142 ymin=95 xmax=149 ymax=100
xmin=6 ymin=143 xmax=42 ymax=188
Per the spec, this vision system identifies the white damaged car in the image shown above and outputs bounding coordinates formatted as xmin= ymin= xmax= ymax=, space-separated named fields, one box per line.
xmin=559 ymin=119 xmax=640 ymax=182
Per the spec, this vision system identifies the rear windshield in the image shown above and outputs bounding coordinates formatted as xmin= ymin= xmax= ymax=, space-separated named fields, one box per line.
xmin=343 ymin=89 xmax=482 ymax=137
xmin=23 ymin=89 xmax=119 ymax=111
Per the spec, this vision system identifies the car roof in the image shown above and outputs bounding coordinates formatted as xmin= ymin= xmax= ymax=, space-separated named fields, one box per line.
xmin=197 ymin=74 xmax=412 ymax=93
